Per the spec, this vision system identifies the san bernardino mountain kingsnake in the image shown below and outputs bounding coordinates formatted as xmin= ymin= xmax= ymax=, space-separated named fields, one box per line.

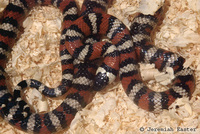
xmin=0 ymin=0 xmax=195 ymax=133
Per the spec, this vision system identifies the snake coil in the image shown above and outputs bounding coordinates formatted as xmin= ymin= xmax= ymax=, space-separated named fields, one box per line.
xmin=0 ymin=0 xmax=195 ymax=133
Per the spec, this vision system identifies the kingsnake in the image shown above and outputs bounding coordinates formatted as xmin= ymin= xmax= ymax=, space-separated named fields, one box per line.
xmin=0 ymin=0 xmax=196 ymax=133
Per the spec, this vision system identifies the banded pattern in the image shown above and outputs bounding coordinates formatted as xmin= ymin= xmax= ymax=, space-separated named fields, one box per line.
xmin=0 ymin=0 xmax=120 ymax=133
xmin=8 ymin=0 xmax=79 ymax=99
xmin=9 ymin=0 xmax=115 ymax=117
xmin=0 ymin=0 xmax=196 ymax=133
xmin=80 ymin=0 xmax=113 ymax=16
xmin=66 ymin=0 xmax=119 ymax=91
xmin=64 ymin=13 xmax=133 ymax=92
xmin=11 ymin=0 xmax=116 ymax=98
xmin=125 ymin=7 xmax=196 ymax=113
xmin=0 ymin=0 xmax=98 ymax=133
xmin=8 ymin=61 xmax=96 ymax=133
xmin=73 ymin=36 xmax=119 ymax=90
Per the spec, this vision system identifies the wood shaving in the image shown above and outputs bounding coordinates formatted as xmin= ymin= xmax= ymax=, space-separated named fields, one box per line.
xmin=0 ymin=0 xmax=200 ymax=133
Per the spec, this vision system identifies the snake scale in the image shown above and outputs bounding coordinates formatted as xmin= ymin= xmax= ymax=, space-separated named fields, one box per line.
xmin=0 ymin=0 xmax=195 ymax=133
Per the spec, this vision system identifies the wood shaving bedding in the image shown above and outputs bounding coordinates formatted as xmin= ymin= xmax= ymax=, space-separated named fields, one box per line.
xmin=0 ymin=0 xmax=200 ymax=133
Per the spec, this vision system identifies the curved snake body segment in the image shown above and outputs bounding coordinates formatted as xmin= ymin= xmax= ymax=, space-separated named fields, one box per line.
xmin=11 ymin=0 xmax=117 ymax=113
xmin=9 ymin=60 xmax=96 ymax=133
xmin=71 ymin=0 xmax=119 ymax=91
xmin=10 ymin=0 xmax=114 ymax=112
xmin=8 ymin=0 xmax=79 ymax=98
xmin=65 ymin=13 xmax=133 ymax=91
xmin=2 ymin=0 xmax=80 ymax=121
xmin=126 ymin=7 xmax=195 ymax=113
xmin=0 ymin=0 xmax=119 ymax=133
xmin=73 ymin=35 xmax=119 ymax=90
xmin=0 ymin=0 xmax=98 ymax=133
xmin=11 ymin=0 xmax=115 ymax=98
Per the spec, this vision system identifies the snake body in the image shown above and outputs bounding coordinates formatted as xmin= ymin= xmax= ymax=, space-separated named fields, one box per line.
xmin=128 ymin=8 xmax=195 ymax=112
xmin=0 ymin=0 xmax=196 ymax=133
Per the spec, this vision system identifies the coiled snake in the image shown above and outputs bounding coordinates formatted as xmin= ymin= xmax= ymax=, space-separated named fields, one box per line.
xmin=0 ymin=0 xmax=195 ymax=133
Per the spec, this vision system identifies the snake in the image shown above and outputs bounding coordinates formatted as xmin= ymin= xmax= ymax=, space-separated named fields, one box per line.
xmin=0 ymin=0 xmax=196 ymax=133
xmin=128 ymin=7 xmax=195 ymax=112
